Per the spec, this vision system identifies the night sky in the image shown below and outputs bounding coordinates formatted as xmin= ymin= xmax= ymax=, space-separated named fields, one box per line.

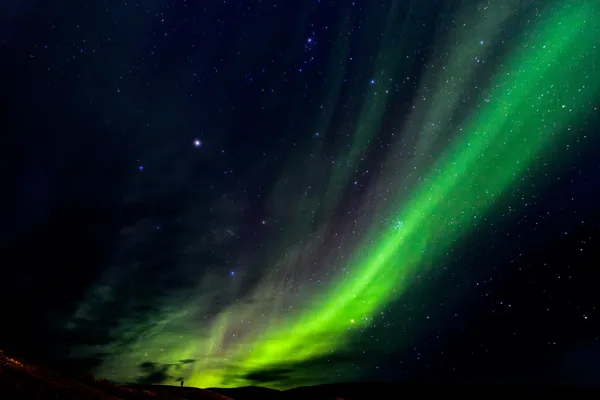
xmin=2 ymin=0 xmax=600 ymax=391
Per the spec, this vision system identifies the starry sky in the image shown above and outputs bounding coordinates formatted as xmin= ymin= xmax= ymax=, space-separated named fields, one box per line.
xmin=2 ymin=0 xmax=600 ymax=391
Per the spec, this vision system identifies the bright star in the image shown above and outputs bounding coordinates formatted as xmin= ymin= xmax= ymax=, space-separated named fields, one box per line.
xmin=193 ymin=139 xmax=201 ymax=147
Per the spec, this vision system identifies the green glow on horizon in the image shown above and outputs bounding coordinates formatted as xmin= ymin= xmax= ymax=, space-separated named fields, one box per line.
xmin=90 ymin=1 xmax=600 ymax=390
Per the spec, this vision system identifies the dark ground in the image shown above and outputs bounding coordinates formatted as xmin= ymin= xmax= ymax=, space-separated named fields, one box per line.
xmin=3 ymin=349 xmax=600 ymax=400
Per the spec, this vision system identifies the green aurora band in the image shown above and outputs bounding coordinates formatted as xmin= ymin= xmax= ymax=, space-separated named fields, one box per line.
xmin=197 ymin=1 xmax=599 ymax=387
xmin=90 ymin=0 xmax=600 ymax=389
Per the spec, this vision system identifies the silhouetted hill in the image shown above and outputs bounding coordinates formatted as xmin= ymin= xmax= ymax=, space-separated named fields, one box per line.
xmin=0 ymin=350 xmax=230 ymax=400
xmin=0 ymin=349 xmax=119 ymax=399
xmin=282 ymin=381 xmax=600 ymax=399
xmin=207 ymin=385 xmax=284 ymax=400
xmin=126 ymin=384 xmax=233 ymax=400
xmin=191 ymin=381 xmax=600 ymax=400
xmin=3 ymin=351 xmax=600 ymax=400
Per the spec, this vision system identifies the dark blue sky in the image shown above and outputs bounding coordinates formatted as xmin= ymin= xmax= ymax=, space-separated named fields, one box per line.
xmin=2 ymin=0 xmax=600 ymax=389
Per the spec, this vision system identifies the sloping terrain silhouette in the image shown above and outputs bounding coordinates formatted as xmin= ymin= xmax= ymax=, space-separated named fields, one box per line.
xmin=3 ymin=350 xmax=600 ymax=400
xmin=0 ymin=350 xmax=230 ymax=400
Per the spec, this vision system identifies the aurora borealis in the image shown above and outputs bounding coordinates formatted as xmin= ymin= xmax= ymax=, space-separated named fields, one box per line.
xmin=3 ymin=0 xmax=600 ymax=391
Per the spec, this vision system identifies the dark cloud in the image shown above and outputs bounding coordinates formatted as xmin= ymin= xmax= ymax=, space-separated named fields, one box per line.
xmin=237 ymin=351 xmax=360 ymax=387
xmin=137 ymin=361 xmax=172 ymax=385
xmin=244 ymin=368 xmax=293 ymax=384
xmin=134 ymin=359 xmax=197 ymax=385
xmin=139 ymin=361 xmax=158 ymax=370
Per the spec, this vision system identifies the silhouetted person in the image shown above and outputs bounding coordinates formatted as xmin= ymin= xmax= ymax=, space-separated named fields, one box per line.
xmin=181 ymin=380 xmax=184 ymax=387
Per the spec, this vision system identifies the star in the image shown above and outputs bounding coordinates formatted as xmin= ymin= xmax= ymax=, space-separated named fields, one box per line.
xmin=193 ymin=139 xmax=201 ymax=147
xmin=394 ymin=220 xmax=404 ymax=231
